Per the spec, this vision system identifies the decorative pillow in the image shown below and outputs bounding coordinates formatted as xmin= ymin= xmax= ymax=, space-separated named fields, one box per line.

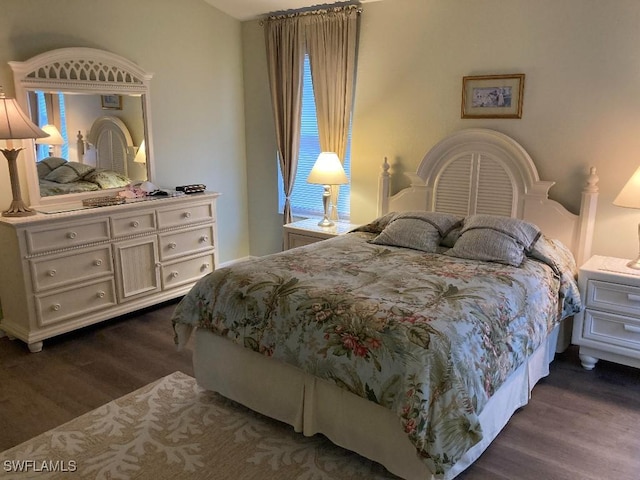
xmin=528 ymin=234 xmax=578 ymax=278
xmin=445 ymin=214 xmax=541 ymax=266
xmin=36 ymin=157 xmax=67 ymax=179
xmin=441 ymin=224 xmax=463 ymax=248
xmin=44 ymin=162 xmax=95 ymax=184
xmin=370 ymin=211 xmax=462 ymax=252
xmin=83 ymin=169 xmax=131 ymax=189
xmin=352 ymin=212 xmax=399 ymax=234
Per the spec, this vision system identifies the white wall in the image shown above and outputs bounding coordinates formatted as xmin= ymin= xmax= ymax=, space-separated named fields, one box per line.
xmin=243 ymin=0 xmax=640 ymax=260
xmin=0 ymin=0 xmax=249 ymax=264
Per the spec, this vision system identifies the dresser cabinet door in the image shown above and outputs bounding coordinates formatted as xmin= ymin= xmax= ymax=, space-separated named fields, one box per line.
xmin=113 ymin=237 xmax=161 ymax=302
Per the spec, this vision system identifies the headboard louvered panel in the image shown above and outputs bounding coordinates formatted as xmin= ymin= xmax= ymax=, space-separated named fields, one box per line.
xmin=433 ymin=155 xmax=472 ymax=217
xmin=475 ymin=155 xmax=514 ymax=217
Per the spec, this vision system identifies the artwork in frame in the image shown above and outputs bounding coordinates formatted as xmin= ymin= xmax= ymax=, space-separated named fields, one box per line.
xmin=101 ymin=94 xmax=122 ymax=110
xmin=461 ymin=74 xmax=525 ymax=119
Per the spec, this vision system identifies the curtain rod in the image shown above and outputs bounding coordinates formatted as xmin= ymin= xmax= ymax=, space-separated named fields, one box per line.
xmin=260 ymin=3 xmax=362 ymax=26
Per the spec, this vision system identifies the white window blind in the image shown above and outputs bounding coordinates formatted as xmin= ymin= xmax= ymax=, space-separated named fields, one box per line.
xmin=278 ymin=55 xmax=351 ymax=219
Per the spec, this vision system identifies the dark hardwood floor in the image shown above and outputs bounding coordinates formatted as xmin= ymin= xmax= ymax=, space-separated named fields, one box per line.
xmin=1 ymin=301 xmax=639 ymax=479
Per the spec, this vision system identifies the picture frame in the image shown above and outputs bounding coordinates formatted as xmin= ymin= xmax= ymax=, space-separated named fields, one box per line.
xmin=461 ymin=74 xmax=525 ymax=119
xmin=101 ymin=94 xmax=122 ymax=110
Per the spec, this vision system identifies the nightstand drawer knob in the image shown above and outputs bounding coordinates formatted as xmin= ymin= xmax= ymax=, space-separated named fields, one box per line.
xmin=623 ymin=324 xmax=640 ymax=334
xmin=627 ymin=293 xmax=640 ymax=303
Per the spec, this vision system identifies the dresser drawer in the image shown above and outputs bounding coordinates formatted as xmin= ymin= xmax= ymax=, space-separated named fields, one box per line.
xmin=30 ymin=246 xmax=113 ymax=292
xmin=158 ymin=225 xmax=214 ymax=261
xmin=156 ymin=202 xmax=214 ymax=229
xmin=585 ymin=280 xmax=640 ymax=317
xmin=26 ymin=219 xmax=110 ymax=254
xmin=582 ymin=309 xmax=640 ymax=352
xmin=35 ymin=278 xmax=117 ymax=327
xmin=161 ymin=253 xmax=215 ymax=290
xmin=111 ymin=210 xmax=157 ymax=237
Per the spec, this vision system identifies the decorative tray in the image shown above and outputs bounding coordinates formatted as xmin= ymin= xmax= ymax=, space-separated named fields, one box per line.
xmin=82 ymin=196 xmax=126 ymax=207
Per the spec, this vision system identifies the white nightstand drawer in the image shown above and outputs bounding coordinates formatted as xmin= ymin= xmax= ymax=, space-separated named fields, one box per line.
xmin=585 ymin=280 xmax=640 ymax=316
xmin=582 ymin=309 xmax=640 ymax=351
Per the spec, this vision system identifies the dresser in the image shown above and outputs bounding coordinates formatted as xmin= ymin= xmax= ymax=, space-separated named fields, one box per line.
xmin=572 ymin=255 xmax=640 ymax=370
xmin=0 ymin=193 xmax=219 ymax=352
xmin=283 ymin=218 xmax=359 ymax=250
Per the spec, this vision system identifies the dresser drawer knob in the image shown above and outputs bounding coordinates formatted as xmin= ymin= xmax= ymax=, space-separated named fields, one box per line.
xmin=183 ymin=211 xmax=192 ymax=219
xmin=47 ymin=269 xmax=57 ymax=277
xmin=170 ymin=271 xmax=179 ymax=279
xmin=94 ymin=259 xmax=103 ymax=267
xmin=67 ymin=231 xmax=77 ymax=239
xmin=131 ymin=221 xmax=140 ymax=228
xmin=201 ymin=263 xmax=210 ymax=271
xmin=96 ymin=291 xmax=106 ymax=299
xmin=168 ymin=242 xmax=177 ymax=249
xmin=627 ymin=293 xmax=640 ymax=303
xmin=52 ymin=303 xmax=61 ymax=311
xmin=623 ymin=323 xmax=640 ymax=334
xmin=200 ymin=235 xmax=209 ymax=243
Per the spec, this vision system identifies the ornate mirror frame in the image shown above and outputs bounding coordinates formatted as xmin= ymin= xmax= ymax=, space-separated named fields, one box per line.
xmin=9 ymin=47 xmax=154 ymax=206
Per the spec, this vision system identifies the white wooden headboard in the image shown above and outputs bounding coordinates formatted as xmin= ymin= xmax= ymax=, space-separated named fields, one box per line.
xmin=378 ymin=129 xmax=599 ymax=266
xmin=86 ymin=116 xmax=135 ymax=176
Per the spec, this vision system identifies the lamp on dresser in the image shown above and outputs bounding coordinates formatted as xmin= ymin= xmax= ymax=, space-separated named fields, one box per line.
xmin=613 ymin=165 xmax=640 ymax=268
xmin=307 ymin=152 xmax=348 ymax=227
xmin=34 ymin=124 xmax=65 ymax=156
xmin=0 ymin=89 xmax=49 ymax=217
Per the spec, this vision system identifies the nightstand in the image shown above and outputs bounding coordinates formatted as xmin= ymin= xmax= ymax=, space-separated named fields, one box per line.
xmin=283 ymin=218 xmax=359 ymax=250
xmin=572 ymin=255 xmax=640 ymax=370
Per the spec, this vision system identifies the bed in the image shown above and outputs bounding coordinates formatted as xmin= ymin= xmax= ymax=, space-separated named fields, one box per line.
xmin=171 ymin=129 xmax=599 ymax=479
xmin=36 ymin=116 xmax=136 ymax=197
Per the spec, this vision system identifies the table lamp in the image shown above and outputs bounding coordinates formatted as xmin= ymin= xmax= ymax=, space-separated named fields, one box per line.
xmin=34 ymin=124 xmax=65 ymax=156
xmin=0 ymin=89 xmax=49 ymax=217
xmin=307 ymin=152 xmax=348 ymax=227
xmin=613 ymin=166 xmax=640 ymax=268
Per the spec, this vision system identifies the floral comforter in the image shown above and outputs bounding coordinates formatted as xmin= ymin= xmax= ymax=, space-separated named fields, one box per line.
xmin=171 ymin=231 xmax=581 ymax=476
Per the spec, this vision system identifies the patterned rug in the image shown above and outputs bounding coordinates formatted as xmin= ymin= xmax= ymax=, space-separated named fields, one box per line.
xmin=0 ymin=371 xmax=397 ymax=479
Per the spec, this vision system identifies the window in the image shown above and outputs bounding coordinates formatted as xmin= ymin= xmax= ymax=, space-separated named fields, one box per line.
xmin=278 ymin=55 xmax=351 ymax=219
xmin=36 ymin=92 xmax=69 ymax=161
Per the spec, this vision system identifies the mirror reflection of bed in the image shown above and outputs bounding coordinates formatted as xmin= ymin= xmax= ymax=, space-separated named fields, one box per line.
xmin=32 ymin=93 xmax=147 ymax=197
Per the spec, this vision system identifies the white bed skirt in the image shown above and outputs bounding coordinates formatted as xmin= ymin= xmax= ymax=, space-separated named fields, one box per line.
xmin=193 ymin=325 xmax=560 ymax=480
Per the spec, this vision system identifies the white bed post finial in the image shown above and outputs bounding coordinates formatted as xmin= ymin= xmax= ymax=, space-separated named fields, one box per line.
xmin=378 ymin=157 xmax=391 ymax=216
xmin=575 ymin=166 xmax=599 ymax=266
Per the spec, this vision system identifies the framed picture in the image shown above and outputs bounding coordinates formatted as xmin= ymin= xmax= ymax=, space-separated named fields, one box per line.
xmin=101 ymin=94 xmax=122 ymax=110
xmin=461 ymin=74 xmax=525 ymax=119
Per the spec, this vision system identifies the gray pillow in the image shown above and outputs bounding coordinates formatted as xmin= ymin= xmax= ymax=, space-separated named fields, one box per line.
xmin=370 ymin=211 xmax=461 ymax=252
xmin=445 ymin=214 xmax=541 ymax=266
xmin=44 ymin=162 xmax=95 ymax=184
xmin=36 ymin=157 xmax=67 ymax=179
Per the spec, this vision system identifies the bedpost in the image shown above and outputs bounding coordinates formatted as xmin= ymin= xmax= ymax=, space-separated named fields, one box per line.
xmin=378 ymin=157 xmax=390 ymax=216
xmin=575 ymin=167 xmax=599 ymax=266
xmin=77 ymin=131 xmax=85 ymax=163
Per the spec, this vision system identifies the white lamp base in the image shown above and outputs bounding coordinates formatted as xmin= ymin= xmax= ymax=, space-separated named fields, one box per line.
xmin=627 ymin=256 xmax=640 ymax=270
xmin=317 ymin=185 xmax=334 ymax=227
xmin=2 ymin=148 xmax=36 ymax=217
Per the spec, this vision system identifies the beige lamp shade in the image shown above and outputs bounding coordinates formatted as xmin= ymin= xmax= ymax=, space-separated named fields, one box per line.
xmin=614 ymin=166 xmax=640 ymax=209
xmin=134 ymin=140 xmax=146 ymax=163
xmin=307 ymin=152 xmax=348 ymax=185
xmin=0 ymin=93 xmax=49 ymax=140
xmin=34 ymin=124 xmax=65 ymax=146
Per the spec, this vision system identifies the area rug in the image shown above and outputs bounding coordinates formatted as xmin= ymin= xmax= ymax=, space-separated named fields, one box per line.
xmin=0 ymin=371 xmax=397 ymax=479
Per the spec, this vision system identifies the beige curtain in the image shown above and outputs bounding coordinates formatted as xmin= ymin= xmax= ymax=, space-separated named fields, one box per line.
xmin=305 ymin=6 xmax=360 ymax=220
xmin=263 ymin=16 xmax=305 ymax=224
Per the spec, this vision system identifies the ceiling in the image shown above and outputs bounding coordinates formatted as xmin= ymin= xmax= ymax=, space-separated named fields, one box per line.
xmin=203 ymin=0 xmax=381 ymax=21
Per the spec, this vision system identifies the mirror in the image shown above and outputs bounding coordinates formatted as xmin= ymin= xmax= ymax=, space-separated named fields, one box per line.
xmin=9 ymin=47 xmax=154 ymax=206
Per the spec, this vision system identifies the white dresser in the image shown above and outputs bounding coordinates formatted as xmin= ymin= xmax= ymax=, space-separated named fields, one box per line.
xmin=0 ymin=193 xmax=219 ymax=352
xmin=572 ymin=255 xmax=640 ymax=370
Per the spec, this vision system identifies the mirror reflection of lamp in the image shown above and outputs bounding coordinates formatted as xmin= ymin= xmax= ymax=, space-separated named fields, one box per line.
xmin=34 ymin=124 xmax=64 ymax=157
xmin=614 ymin=166 xmax=640 ymax=269
xmin=0 ymin=89 xmax=49 ymax=216
xmin=307 ymin=152 xmax=348 ymax=227
xmin=134 ymin=140 xmax=146 ymax=164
